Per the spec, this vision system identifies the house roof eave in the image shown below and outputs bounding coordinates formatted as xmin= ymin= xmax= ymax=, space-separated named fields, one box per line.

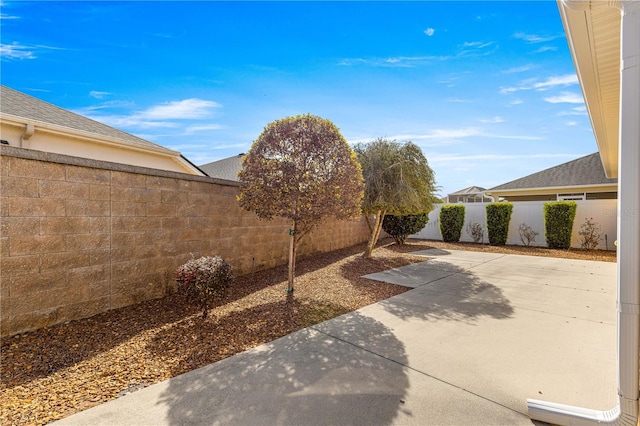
xmin=557 ymin=0 xmax=621 ymax=178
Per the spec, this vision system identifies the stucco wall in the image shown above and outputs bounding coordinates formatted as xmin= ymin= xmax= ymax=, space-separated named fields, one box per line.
xmin=0 ymin=146 xmax=370 ymax=336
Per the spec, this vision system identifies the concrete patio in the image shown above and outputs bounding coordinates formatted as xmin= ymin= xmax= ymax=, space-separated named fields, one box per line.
xmin=54 ymin=249 xmax=617 ymax=425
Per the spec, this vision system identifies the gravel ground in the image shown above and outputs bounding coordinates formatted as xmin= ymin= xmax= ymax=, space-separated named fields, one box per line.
xmin=0 ymin=238 xmax=616 ymax=425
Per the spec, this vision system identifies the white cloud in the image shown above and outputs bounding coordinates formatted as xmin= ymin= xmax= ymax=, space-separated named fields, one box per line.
xmin=185 ymin=124 xmax=225 ymax=133
xmin=462 ymin=41 xmax=493 ymax=49
xmin=500 ymin=75 xmax=579 ymax=97
xmin=565 ymin=121 xmax=578 ymax=126
xmin=0 ymin=13 xmax=19 ymax=19
xmin=86 ymin=114 xmax=178 ymax=129
xmin=514 ymin=33 xmax=562 ymax=43
xmin=0 ymin=42 xmax=35 ymax=60
xmin=533 ymin=74 xmax=578 ymax=90
xmin=501 ymin=65 xmax=534 ymax=74
xmin=534 ymin=46 xmax=557 ymax=53
xmin=89 ymin=90 xmax=111 ymax=99
xmin=140 ymin=99 xmax=221 ymax=120
xmin=424 ymin=28 xmax=435 ymax=37
xmin=429 ymin=153 xmax=581 ymax=164
xmin=509 ymin=99 xmax=524 ymax=106
xmin=338 ymin=40 xmax=494 ymax=68
xmin=0 ymin=42 xmax=67 ymax=61
xmin=499 ymin=86 xmax=519 ymax=94
xmin=479 ymin=116 xmax=504 ymax=124
xmin=558 ymin=106 xmax=587 ymax=116
xmin=544 ymin=92 xmax=584 ymax=104
xmin=348 ymin=127 xmax=541 ymax=145
xmin=338 ymin=55 xmax=446 ymax=68
xmin=77 ymin=98 xmax=222 ymax=130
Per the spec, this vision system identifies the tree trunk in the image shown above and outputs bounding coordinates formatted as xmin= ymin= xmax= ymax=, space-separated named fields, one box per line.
xmin=364 ymin=209 xmax=386 ymax=258
xmin=287 ymin=225 xmax=296 ymax=292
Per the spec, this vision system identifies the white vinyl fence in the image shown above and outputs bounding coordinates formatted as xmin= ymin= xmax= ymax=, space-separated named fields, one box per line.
xmin=412 ymin=200 xmax=618 ymax=250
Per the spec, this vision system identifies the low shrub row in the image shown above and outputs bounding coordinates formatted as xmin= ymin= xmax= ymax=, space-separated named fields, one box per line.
xmin=434 ymin=201 xmax=595 ymax=249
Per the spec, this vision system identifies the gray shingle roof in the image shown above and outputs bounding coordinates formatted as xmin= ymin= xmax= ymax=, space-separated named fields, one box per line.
xmin=489 ymin=153 xmax=617 ymax=191
xmin=448 ymin=186 xmax=487 ymax=195
xmin=199 ymin=154 xmax=244 ymax=181
xmin=0 ymin=85 xmax=175 ymax=154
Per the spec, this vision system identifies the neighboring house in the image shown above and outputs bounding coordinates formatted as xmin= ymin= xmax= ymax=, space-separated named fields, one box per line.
xmin=0 ymin=85 xmax=203 ymax=175
xmin=199 ymin=154 xmax=244 ymax=181
xmin=527 ymin=2 xmax=639 ymax=425
xmin=446 ymin=186 xmax=492 ymax=203
xmin=485 ymin=152 xmax=617 ymax=202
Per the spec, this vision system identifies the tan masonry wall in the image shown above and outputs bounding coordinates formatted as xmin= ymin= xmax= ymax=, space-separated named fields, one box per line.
xmin=0 ymin=146 xmax=370 ymax=337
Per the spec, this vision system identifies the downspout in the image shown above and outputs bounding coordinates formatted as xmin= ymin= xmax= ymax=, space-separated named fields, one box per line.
xmin=483 ymin=191 xmax=497 ymax=203
xmin=20 ymin=123 xmax=34 ymax=147
xmin=528 ymin=1 xmax=640 ymax=425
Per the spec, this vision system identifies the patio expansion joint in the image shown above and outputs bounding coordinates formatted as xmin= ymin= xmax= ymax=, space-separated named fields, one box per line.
xmin=308 ymin=323 xmax=531 ymax=420
xmin=511 ymin=304 xmax=616 ymax=326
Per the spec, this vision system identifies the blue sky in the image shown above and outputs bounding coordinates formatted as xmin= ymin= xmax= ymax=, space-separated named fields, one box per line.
xmin=1 ymin=1 xmax=596 ymax=197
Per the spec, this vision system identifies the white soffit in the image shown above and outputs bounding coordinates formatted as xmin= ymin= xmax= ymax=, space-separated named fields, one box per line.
xmin=559 ymin=1 xmax=621 ymax=178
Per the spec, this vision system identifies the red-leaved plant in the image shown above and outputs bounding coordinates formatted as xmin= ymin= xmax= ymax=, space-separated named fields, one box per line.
xmin=578 ymin=217 xmax=602 ymax=250
xmin=176 ymin=256 xmax=233 ymax=318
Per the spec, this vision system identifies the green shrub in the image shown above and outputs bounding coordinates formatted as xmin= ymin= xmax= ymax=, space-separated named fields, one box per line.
xmin=486 ymin=202 xmax=513 ymax=246
xmin=439 ymin=204 xmax=465 ymax=242
xmin=382 ymin=213 xmax=429 ymax=245
xmin=543 ymin=201 xmax=577 ymax=249
xmin=176 ymin=256 xmax=233 ymax=318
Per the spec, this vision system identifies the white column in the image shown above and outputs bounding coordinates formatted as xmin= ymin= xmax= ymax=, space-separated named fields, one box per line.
xmin=528 ymin=1 xmax=640 ymax=424
xmin=616 ymin=0 xmax=640 ymax=420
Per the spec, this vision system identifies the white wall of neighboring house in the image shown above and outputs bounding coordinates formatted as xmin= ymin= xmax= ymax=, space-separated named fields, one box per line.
xmin=412 ymin=200 xmax=618 ymax=250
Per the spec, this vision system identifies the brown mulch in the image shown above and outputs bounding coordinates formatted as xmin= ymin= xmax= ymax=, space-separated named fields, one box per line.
xmin=0 ymin=238 xmax=616 ymax=425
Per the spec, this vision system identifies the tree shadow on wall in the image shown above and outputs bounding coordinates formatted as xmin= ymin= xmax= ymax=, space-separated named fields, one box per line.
xmin=152 ymin=309 xmax=411 ymax=426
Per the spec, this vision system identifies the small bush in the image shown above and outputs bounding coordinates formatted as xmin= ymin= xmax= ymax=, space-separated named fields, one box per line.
xmin=518 ymin=223 xmax=539 ymax=247
xmin=176 ymin=256 xmax=233 ymax=318
xmin=486 ymin=202 xmax=513 ymax=246
xmin=466 ymin=221 xmax=484 ymax=243
xmin=382 ymin=213 xmax=429 ymax=245
xmin=543 ymin=201 xmax=577 ymax=249
xmin=578 ymin=217 xmax=602 ymax=250
xmin=439 ymin=204 xmax=465 ymax=242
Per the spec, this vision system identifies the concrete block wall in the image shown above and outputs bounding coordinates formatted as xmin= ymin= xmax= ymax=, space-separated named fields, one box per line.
xmin=0 ymin=146 xmax=370 ymax=336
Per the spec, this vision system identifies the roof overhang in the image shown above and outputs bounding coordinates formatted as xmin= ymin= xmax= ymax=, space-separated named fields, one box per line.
xmin=485 ymin=183 xmax=618 ymax=198
xmin=558 ymin=0 xmax=621 ymax=178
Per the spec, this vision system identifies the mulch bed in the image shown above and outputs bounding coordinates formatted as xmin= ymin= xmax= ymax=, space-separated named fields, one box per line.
xmin=0 ymin=239 xmax=616 ymax=425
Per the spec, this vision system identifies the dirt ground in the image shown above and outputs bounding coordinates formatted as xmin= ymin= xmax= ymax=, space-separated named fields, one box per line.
xmin=0 ymin=238 xmax=616 ymax=425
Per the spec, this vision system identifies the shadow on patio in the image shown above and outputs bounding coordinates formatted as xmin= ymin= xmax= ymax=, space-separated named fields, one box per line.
xmin=156 ymin=310 xmax=412 ymax=425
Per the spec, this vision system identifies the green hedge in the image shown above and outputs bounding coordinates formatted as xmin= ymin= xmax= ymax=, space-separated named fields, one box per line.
xmin=439 ymin=204 xmax=465 ymax=242
xmin=382 ymin=213 xmax=429 ymax=245
xmin=544 ymin=201 xmax=577 ymax=249
xmin=486 ymin=202 xmax=513 ymax=246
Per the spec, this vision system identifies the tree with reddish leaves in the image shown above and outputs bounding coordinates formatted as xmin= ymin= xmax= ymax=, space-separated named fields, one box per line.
xmin=238 ymin=114 xmax=364 ymax=292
